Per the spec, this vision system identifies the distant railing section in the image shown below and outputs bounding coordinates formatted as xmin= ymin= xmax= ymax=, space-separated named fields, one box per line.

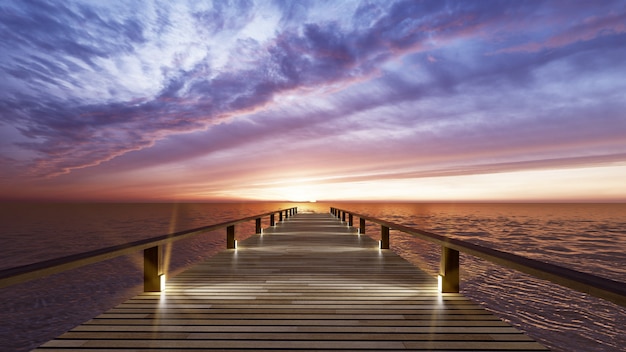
xmin=330 ymin=207 xmax=626 ymax=308
xmin=0 ymin=207 xmax=298 ymax=292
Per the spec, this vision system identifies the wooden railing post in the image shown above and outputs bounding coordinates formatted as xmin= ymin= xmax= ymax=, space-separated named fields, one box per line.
xmin=255 ymin=218 xmax=262 ymax=234
xmin=381 ymin=226 xmax=390 ymax=249
xmin=440 ymin=246 xmax=460 ymax=293
xmin=144 ymin=245 xmax=163 ymax=292
xmin=227 ymin=225 xmax=236 ymax=249
xmin=0 ymin=207 xmax=306 ymax=292
xmin=348 ymin=213 xmax=353 ymax=226
xmin=279 ymin=211 xmax=283 ymax=222
xmin=4 ymin=206 xmax=626 ymax=307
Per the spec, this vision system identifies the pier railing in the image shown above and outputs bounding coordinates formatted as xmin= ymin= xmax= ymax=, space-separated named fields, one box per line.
xmin=0 ymin=207 xmax=297 ymax=292
xmin=331 ymin=207 xmax=626 ymax=308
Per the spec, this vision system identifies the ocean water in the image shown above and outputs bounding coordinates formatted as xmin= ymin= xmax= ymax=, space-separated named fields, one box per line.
xmin=0 ymin=202 xmax=625 ymax=351
xmin=326 ymin=202 xmax=626 ymax=352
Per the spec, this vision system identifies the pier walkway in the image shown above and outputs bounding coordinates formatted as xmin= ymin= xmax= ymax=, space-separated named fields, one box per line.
xmin=35 ymin=212 xmax=548 ymax=351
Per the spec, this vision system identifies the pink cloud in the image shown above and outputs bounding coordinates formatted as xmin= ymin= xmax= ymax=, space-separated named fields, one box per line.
xmin=497 ymin=12 xmax=626 ymax=53
xmin=2 ymin=1 xmax=626 ymax=202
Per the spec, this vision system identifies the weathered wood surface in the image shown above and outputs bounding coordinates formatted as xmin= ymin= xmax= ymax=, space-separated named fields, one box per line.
xmin=35 ymin=212 xmax=549 ymax=351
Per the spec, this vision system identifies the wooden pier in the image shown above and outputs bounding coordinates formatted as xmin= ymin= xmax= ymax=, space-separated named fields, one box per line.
xmin=34 ymin=212 xmax=548 ymax=351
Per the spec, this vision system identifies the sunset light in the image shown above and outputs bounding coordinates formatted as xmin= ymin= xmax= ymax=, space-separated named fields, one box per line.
xmin=2 ymin=4 xmax=626 ymax=351
xmin=0 ymin=1 xmax=625 ymax=202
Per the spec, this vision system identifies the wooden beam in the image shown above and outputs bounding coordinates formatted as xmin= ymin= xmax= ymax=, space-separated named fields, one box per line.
xmin=440 ymin=246 xmax=460 ymax=293
xmin=227 ymin=225 xmax=236 ymax=249
xmin=381 ymin=226 xmax=390 ymax=249
xmin=143 ymin=246 xmax=162 ymax=292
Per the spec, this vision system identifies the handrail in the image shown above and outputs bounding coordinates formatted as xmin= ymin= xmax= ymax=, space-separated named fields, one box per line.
xmin=331 ymin=207 xmax=626 ymax=308
xmin=0 ymin=207 xmax=297 ymax=291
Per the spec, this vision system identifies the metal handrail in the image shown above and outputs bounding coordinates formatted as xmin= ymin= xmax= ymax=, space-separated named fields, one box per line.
xmin=331 ymin=207 xmax=626 ymax=308
xmin=0 ymin=207 xmax=297 ymax=290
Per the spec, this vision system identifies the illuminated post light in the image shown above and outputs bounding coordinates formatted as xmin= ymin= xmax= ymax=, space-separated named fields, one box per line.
xmin=234 ymin=240 xmax=238 ymax=249
xmin=379 ymin=240 xmax=382 ymax=249
xmin=255 ymin=218 xmax=262 ymax=234
xmin=439 ymin=246 xmax=460 ymax=293
xmin=227 ymin=225 xmax=236 ymax=249
xmin=437 ymin=275 xmax=443 ymax=293
xmin=380 ymin=225 xmax=390 ymax=249
xmin=144 ymin=245 xmax=163 ymax=292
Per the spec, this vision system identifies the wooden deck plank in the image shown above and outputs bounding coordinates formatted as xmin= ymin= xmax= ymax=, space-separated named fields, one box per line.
xmin=35 ymin=212 xmax=549 ymax=351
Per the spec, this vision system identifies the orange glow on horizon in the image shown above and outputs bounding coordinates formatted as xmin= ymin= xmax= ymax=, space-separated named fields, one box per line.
xmin=1 ymin=163 xmax=625 ymax=203
xmin=166 ymin=164 xmax=626 ymax=203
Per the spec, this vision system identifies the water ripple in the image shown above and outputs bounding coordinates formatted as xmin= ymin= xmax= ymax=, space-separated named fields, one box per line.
xmin=1 ymin=202 xmax=625 ymax=352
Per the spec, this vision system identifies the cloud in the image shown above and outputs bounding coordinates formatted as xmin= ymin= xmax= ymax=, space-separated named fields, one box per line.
xmin=495 ymin=8 xmax=626 ymax=54
xmin=0 ymin=0 xmax=625 ymax=191
xmin=0 ymin=1 xmax=389 ymax=176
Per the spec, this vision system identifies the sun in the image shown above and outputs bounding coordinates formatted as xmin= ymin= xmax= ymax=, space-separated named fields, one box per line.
xmin=277 ymin=185 xmax=318 ymax=203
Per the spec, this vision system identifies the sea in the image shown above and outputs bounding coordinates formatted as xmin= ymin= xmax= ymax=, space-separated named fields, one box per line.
xmin=0 ymin=202 xmax=624 ymax=352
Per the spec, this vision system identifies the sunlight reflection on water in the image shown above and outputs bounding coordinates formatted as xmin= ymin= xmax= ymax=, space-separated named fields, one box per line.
xmin=0 ymin=202 xmax=624 ymax=352
xmin=329 ymin=202 xmax=626 ymax=352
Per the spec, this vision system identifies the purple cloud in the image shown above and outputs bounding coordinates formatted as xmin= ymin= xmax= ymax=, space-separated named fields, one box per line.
xmin=0 ymin=0 xmax=625 ymax=200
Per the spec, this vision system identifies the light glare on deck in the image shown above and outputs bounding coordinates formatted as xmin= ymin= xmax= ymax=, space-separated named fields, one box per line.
xmin=159 ymin=274 xmax=166 ymax=292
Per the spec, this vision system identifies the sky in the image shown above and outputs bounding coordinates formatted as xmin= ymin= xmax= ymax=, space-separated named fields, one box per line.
xmin=1 ymin=0 xmax=625 ymax=202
